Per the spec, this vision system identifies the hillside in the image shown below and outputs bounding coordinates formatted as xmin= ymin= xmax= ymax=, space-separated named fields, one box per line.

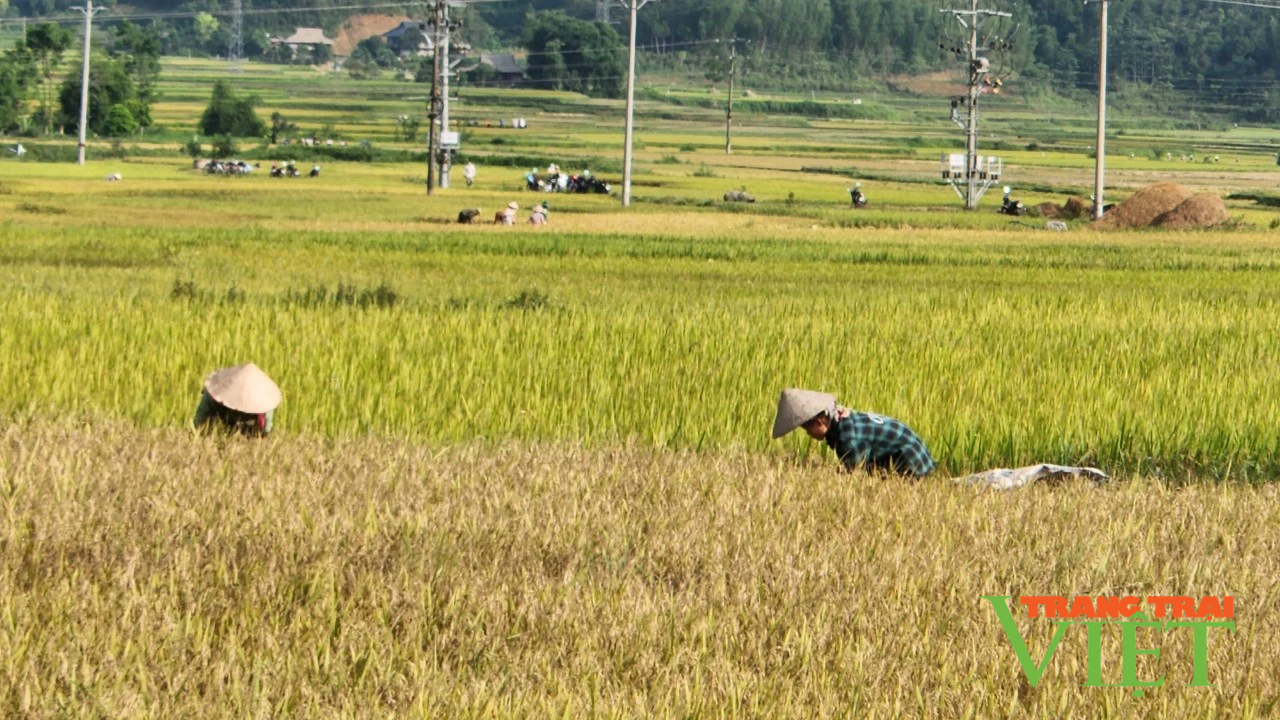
xmin=5 ymin=0 xmax=1280 ymax=121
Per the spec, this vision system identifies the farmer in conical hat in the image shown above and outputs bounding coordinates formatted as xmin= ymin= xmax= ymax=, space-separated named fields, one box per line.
xmin=772 ymin=388 xmax=935 ymax=477
xmin=192 ymin=363 xmax=281 ymax=437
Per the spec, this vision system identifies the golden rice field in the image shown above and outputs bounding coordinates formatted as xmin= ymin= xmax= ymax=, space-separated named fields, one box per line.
xmin=3 ymin=420 xmax=1279 ymax=717
xmin=4 ymin=60 xmax=1280 ymax=714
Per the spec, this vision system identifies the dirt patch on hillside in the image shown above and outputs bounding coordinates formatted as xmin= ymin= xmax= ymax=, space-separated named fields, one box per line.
xmin=1093 ymin=183 xmax=1193 ymax=230
xmin=333 ymin=14 xmax=408 ymax=57
xmin=1152 ymin=194 xmax=1229 ymax=229
xmin=889 ymin=70 xmax=967 ymax=97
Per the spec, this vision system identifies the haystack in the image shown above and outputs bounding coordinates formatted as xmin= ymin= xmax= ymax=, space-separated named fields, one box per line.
xmin=1093 ymin=182 xmax=1192 ymax=229
xmin=1152 ymin=194 xmax=1228 ymax=229
xmin=1034 ymin=202 xmax=1063 ymax=219
xmin=1062 ymin=196 xmax=1087 ymax=220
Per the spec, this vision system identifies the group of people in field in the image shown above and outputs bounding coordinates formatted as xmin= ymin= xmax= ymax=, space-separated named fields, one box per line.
xmin=268 ymin=161 xmax=322 ymax=178
xmin=455 ymin=199 xmax=550 ymax=226
xmin=204 ymin=160 xmax=257 ymax=176
xmin=525 ymin=164 xmax=611 ymax=195
xmin=193 ymin=364 xmax=1103 ymax=489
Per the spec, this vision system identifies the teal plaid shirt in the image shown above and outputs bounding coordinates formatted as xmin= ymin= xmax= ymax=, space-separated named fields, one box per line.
xmin=825 ymin=409 xmax=936 ymax=477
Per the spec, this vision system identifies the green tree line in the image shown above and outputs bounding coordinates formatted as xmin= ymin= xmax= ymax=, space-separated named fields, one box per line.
xmin=5 ymin=0 xmax=1280 ymax=118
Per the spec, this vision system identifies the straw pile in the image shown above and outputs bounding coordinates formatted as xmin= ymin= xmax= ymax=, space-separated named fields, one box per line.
xmin=1035 ymin=202 xmax=1063 ymax=219
xmin=1152 ymin=194 xmax=1229 ymax=229
xmin=1062 ymin=196 xmax=1088 ymax=220
xmin=1093 ymin=183 xmax=1193 ymax=229
xmin=1031 ymin=196 xmax=1087 ymax=221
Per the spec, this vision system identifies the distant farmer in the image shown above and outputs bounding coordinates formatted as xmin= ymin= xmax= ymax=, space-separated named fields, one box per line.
xmin=193 ymin=363 xmax=281 ymax=437
xmin=772 ymin=388 xmax=935 ymax=477
xmin=309 ymin=164 xmax=321 ymax=178
xmin=530 ymin=200 xmax=549 ymax=225
xmin=849 ymin=182 xmax=868 ymax=208
xmin=496 ymin=201 xmax=518 ymax=225
xmin=463 ymin=161 xmax=477 ymax=187
xmin=458 ymin=207 xmax=482 ymax=224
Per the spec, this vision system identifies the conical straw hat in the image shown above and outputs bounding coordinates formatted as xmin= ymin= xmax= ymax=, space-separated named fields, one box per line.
xmin=203 ymin=363 xmax=281 ymax=414
xmin=772 ymin=388 xmax=837 ymax=439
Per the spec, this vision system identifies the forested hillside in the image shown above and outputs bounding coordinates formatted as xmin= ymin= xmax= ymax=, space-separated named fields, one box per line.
xmin=5 ymin=0 xmax=1280 ymax=119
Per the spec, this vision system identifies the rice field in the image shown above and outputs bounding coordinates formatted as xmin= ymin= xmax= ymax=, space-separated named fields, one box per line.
xmin=2 ymin=56 xmax=1280 ymax=716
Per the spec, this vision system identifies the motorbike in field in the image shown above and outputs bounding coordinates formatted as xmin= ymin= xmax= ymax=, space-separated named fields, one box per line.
xmin=998 ymin=186 xmax=1026 ymax=216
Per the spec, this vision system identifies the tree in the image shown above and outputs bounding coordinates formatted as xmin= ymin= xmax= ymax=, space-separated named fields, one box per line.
xmin=0 ymin=46 xmax=37 ymax=133
xmin=194 ymin=13 xmax=219 ymax=44
xmin=353 ymin=36 xmax=399 ymax=68
xmin=57 ymin=56 xmax=138 ymax=138
xmin=107 ymin=21 xmax=161 ymax=131
xmin=402 ymin=117 xmax=421 ymax=143
xmin=393 ymin=24 xmax=428 ymax=57
xmin=24 ymin=22 xmax=73 ymax=134
xmin=102 ymin=104 xmax=138 ymax=137
xmin=212 ymin=134 xmax=238 ymax=157
xmin=523 ymin=11 xmax=626 ymax=98
xmin=110 ymin=21 xmax=162 ymax=109
xmin=311 ymin=44 xmax=333 ymax=66
xmin=269 ymin=111 xmax=299 ymax=144
xmin=244 ymin=30 xmax=270 ymax=60
xmin=199 ymin=80 xmax=266 ymax=137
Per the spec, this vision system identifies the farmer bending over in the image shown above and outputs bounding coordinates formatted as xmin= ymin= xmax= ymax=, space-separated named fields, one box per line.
xmin=772 ymin=388 xmax=935 ymax=477
xmin=193 ymin=363 xmax=281 ymax=437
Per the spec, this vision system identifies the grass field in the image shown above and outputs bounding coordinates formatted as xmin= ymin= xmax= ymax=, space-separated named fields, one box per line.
xmin=2 ymin=56 xmax=1280 ymax=716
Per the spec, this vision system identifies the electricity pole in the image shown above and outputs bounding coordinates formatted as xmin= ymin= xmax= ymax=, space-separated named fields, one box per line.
xmin=440 ymin=3 xmax=451 ymax=188
xmin=426 ymin=0 xmax=444 ymax=194
xmin=596 ymin=0 xmax=610 ymax=24
xmin=438 ymin=2 xmax=463 ymax=189
xmin=1089 ymin=0 xmax=1110 ymax=219
xmin=617 ymin=0 xmax=661 ymax=207
xmin=942 ymin=0 xmax=1010 ymax=210
xmin=725 ymin=38 xmax=738 ymax=155
xmin=72 ymin=1 xmax=99 ymax=167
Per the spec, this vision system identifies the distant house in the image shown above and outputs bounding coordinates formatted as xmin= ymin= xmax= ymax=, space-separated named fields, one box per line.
xmin=382 ymin=21 xmax=434 ymax=57
xmin=479 ymin=53 xmax=526 ymax=86
xmin=274 ymin=27 xmax=336 ymax=53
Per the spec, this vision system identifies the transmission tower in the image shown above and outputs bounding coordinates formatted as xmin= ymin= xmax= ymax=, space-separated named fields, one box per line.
xmin=596 ymin=0 xmax=611 ymax=23
xmin=230 ymin=0 xmax=244 ymax=73
xmin=938 ymin=0 xmax=1016 ymax=210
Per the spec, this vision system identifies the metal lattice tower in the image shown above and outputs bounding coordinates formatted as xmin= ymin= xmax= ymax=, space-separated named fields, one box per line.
xmin=596 ymin=0 xmax=611 ymax=23
xmin=230 ymin=0 xmax=244 ymax=73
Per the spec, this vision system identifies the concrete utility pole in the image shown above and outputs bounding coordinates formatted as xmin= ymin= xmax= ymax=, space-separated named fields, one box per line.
xmin=440 ymin=5 xmax=451 ymax=188
xmin=617 ymin=0 xmax=661 ymax=207
xmin=426 ymin=0 xmax=444 ymax=194
xmin=1089 ymin=0 xmax=1110 ymax=219
xmin=439 ymin=1 xmax=462 ymax=188
xmin=942 ymin=0 xmax=1010 ymax=210
xmin=725 ymin=39 xmax=738 ymax=155
xmin=72 ymin=0 xmax=99 ymax=166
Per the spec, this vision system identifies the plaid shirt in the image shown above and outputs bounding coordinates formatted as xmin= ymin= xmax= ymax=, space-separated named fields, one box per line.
xmin=824 ymin=409 xmax=935 ymax=477
xmin=193 ymin=391 xmax=274 ymax=437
